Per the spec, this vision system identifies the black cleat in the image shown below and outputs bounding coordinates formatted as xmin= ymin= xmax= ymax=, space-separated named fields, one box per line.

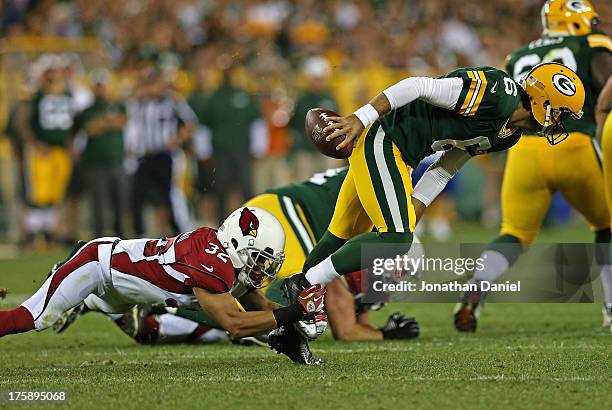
xmin=53 ymin=303 xmax=89 ymax=333
xmin=114 ymin=304 xmax=163 ymax=340
xmin=453 ymin=289 xmax=483 ymax=332
xmin=268 ymin=325 xmax=325 ymax=365
xmin=231 ymin=334 xmax=269 ymax=347
xmin=281 ymin=273 xmax=310 ymax=305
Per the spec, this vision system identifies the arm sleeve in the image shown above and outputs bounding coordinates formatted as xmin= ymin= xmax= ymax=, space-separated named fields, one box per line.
xmin=412 ymin=148 xmax=471 ymax=206
xmin=382 ymin=77 xmax=464 ymax=110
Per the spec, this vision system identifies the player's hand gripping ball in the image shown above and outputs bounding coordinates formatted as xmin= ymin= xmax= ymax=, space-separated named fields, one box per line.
xmin=305 ymin=108 xmax=354 ymax=159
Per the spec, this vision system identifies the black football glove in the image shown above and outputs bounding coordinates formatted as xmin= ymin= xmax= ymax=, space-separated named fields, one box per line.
xmin=380 ymin=312 xmax=420 ymax=340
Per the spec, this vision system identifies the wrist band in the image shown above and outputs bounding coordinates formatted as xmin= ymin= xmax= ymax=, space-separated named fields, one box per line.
xmin=353 ymin=104 xmax=379 ymax=128
xmin=272 ymin=303 xmax=303 ymax=327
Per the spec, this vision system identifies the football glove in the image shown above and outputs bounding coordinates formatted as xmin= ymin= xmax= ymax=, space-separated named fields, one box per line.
xmin=296 ymin=284 xmax=325 ymax=314
xmin=294 ymin=312 xmax=328 ymax=341
xmin=380 ymin=312 xmax=420 ymax=340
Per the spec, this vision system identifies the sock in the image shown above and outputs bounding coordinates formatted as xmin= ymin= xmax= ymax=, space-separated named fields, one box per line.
xmin=134 ymin=316 xmax=160 ymax=344
xmin=0 ymin=306 xmax=35 ymax=337
xmin=593 ymin=229 xmax=611 ymax=307
xmin=472 ymin=249 xmax=510 ymax=284
xmin=305 ymin=256 xmax=340 ymax=286
xmin=303 ymin=230 xmax=346 ymax=273
xmin=305 ymin=231 xmax=413 ymax=285
xmin=195 ymin=328 xmax=227 ymax=343
xmin=600 ymin=265 xmax=612 ymax=307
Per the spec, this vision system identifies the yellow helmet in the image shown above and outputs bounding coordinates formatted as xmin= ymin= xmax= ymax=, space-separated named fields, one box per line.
xmin=541 ymin=0 xmax=598 ymax=36
xmin=520 ymin=62 xmax=585 ymax=145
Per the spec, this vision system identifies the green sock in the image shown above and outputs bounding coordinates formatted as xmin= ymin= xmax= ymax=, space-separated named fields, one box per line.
xmin=304 ymin=228 xmax=413 ymax=277
xmin=303 ymin=230 xmax=347 ymax=273
xmin=330 ymin=231 xmax=413 ymax=275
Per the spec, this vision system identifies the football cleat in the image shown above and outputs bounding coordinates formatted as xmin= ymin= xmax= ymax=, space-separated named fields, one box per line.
xmin=53 ymin=302 xmax=89 ymax=334
xmin=114 ymin=304 xmax=165 ymax=340
xmin=453 ymin=289 xmax=484 ymax=332
xmin=230 ymin=334 xmax=269 ymax=347
xmin=602 ymin=304 xmax=612 ymax=331
xmin=268 ymin=325 xmax=325 ymax=365
xmin=281 ymin=273 xmax=311 ymax=306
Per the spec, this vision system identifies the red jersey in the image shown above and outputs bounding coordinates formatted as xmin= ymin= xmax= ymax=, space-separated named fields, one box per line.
xmin=344 ymin=271 xmax=364 ymax=296
xmin=111 ymin=227 xmax=237 ymax=294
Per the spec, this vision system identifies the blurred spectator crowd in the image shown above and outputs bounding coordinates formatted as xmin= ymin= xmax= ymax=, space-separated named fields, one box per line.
xmin=0 ymin=0 xmax=609 ymax=246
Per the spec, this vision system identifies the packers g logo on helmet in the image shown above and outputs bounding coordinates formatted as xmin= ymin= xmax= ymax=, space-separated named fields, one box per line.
xmin=551 ymin=73 xmax=577 ymax=96
xmin=541 ymin=0 xmax=598 ymax=36
xmin=520 ymin=62 xmax=585 ymax=145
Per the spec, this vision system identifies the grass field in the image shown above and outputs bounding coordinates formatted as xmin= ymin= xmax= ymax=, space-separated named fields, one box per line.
xmin=1 ymin=223 xmax=610 ymax=409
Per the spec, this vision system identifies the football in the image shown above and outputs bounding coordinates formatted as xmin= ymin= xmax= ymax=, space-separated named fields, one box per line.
xmin=305 ymin=108 xmax=353 ymax=159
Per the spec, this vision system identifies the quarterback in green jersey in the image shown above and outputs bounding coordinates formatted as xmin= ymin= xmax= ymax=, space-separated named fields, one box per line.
xmin=454 ymin=0 xmax=612 ymax=333
xmin=281 ymin=60 xmax=587 ymax=314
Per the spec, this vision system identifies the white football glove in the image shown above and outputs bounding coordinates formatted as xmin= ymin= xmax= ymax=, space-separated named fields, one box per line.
xmin=294 ymin=312 xmax=328 ymax=341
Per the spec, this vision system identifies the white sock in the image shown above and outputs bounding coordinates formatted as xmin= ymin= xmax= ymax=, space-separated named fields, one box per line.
xmin=158 ymin=313 xmax=199 ymax=337
xmin=472 ymin=250 xmax=510 ymax=284
xmin=600 ymin=265 xmax=612 ymax=306
xmin=197 ymin=328 xmax=227 ymax=343
xmin=305 ymin=256 xmax=340 ymax=286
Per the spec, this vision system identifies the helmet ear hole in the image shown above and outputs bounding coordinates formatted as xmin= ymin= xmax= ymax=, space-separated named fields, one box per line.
xmin=231 ymin=239 xmax=238 ymax=249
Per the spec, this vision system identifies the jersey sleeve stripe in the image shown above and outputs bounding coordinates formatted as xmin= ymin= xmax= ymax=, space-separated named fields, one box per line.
xmin=588 ymin=34 xmax=612 ymax=52
xmin=466 ymin=70 xmax=488 ymax=117
xmin=463 ymin=71 xmax=483 ymax=116
xmin=458 ymin=71 xmax=478 ymax=115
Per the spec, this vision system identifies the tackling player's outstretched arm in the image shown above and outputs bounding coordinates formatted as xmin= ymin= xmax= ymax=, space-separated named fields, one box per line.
xmin=194 ymin=284 xmax=325 ymax=338
xmin=324 ymin=77 xmax=464 ymax=151
xmin=237 ymin=288 xmax=282 ymax=312
xmin=194 ymin=288 xmax=281 ymax=338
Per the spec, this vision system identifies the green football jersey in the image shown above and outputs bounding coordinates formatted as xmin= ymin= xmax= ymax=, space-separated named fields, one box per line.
xmin=506 ymin=33 xmax=612 ymax=138
xmin=379 ymin=67 xmax=523 ymax=168
xmin=31 ymin=89 xmax=75 ymax=146
xmin=265 ymin=167 xmax=347 ymax=240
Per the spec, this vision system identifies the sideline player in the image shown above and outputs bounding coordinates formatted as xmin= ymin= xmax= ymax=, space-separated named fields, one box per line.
xmin=454 ymin=0 xmax=612 ymax=332
xmin=78 ymin=169 xmax=420 ymax=343
xmin=0 ymin=207 xmax=326 ymax=364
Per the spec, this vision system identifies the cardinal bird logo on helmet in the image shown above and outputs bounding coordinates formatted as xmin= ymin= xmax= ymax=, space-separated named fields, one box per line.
xmin=239 ymin=207 xmax=259 ymax=237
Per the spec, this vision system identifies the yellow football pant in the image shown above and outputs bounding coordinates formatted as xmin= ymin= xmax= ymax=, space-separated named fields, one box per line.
xmin=501 ymin=133 xmax=609 ymax=244
xmin=23 ymin=145 xmax=72 ymax=207
xmin=328 ymin=123 xmax=415 ymax=239
xmin=602 ymin=112 xmax=612 ymax=228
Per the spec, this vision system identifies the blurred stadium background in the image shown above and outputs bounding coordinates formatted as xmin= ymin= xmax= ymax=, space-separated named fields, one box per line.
xmin=1 ymin=0 xmax=610 ymax=248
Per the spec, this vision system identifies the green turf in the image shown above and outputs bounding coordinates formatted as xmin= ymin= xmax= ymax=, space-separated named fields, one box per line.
xmin=1 ymin=224 xmax=610 ymax=410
